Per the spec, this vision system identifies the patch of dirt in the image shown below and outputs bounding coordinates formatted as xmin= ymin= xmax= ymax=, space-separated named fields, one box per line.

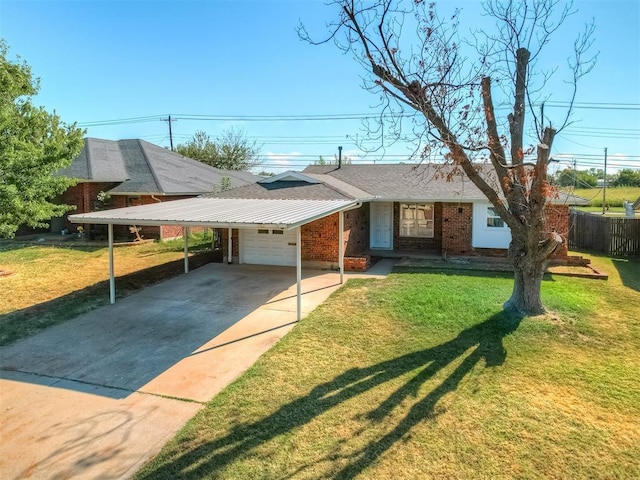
xmin=546 ymin=264 xmax=608 ymax=280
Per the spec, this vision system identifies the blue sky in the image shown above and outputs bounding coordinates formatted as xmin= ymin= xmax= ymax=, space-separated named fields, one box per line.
xmin=1 ymin=0 xmax=638 ymax=174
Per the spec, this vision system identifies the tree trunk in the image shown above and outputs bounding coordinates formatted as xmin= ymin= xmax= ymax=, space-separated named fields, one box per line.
xmin=504 ymin=239 xmax=548 ymax=315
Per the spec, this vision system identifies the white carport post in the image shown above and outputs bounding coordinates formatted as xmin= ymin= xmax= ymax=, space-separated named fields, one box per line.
xmin=228 ymin=228 xmax=233 ymax=264
xmin=183 ymin=226 xmax=190 ymax=273
xmin=296 ymin=226 xmax=302 ymax=322
xmin=108 ymin=223 xmax=115 ymax=304
xmin=339 ymin=210 xmax=344 ymax=284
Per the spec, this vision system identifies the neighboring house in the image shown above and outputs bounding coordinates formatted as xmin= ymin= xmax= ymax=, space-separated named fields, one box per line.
xmin=70 ymin=163 xmax=588 ymax=271
xmin=56 ymin=138 xmax=259 ymax=240
xmin=208 ymin=164 xmax=588 ymax=269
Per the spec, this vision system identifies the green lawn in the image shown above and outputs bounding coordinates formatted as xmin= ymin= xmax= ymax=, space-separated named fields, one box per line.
xmin=135 ymin=253 xmax=640 ymax=479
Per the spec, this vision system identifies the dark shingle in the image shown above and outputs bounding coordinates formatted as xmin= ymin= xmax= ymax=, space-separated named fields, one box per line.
xmin=207 ymin=181 xmax=351 ymax=200
xmin=57 ymin=138 xmax=260 ymax=195
xmin=303 ymin=164 xmax=486 ymax=201
xmin=302 ymin=164 xmax=589 ymax=205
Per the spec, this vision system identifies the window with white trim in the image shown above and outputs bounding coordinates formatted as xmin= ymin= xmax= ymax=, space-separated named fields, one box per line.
xmin=400 ymin=203 xmax=434 ymax=238
xmin=486 ymin=206 xmax=505 ymax=228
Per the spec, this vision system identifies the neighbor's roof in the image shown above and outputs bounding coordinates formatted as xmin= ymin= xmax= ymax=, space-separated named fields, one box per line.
xmin=69 ymin=197 xmax=360 ymax=230
xmin=57 ymin=138 xmax=259 ymax=195
xmin=303 ymin=164 xmax=589 ymax=205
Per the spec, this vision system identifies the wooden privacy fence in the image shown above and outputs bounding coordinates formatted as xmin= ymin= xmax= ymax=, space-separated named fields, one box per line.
xmin=569 ymin=210 xmax=640 ymax=256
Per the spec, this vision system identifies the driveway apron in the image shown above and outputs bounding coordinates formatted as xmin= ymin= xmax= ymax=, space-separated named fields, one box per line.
xmin=0 ymin=260 xmax=393 ymax=479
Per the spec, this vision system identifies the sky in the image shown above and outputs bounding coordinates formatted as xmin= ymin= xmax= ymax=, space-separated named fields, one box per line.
xmin=1 ymin=0 xmax=639 ymax=175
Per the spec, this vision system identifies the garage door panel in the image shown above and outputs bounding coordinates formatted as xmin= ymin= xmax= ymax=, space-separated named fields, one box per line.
xmin=241 ymin=229 xmax=297 ymax=266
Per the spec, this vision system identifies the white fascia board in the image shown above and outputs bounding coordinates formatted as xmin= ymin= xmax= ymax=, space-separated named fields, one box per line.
xmin=370 ymin=197 xmax=485 ymax=203
xmin=68 ymin=215 xmax=290 ymax=230
xmin=284 ymin=201 xmax=362 ymax=230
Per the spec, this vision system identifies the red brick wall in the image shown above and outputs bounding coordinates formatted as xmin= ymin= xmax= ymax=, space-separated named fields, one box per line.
xmin=221 ymin=228 xmax=240 ymax=261
xmin=442 ymin=203 xmax=473 ymax=255
xmin=301 ymin=214 xmax=339 ymax=261
xmin=393 ymin=202 xmax=443 ymax=251
xmin=344 ymin=204 xmax=369 ymax=256
xmin=60 ymin=182 xmax=117 ymax=237
xmin=545 ymin=204 xmax=569 ymax=257
xmin=344 ymin=255 xmax=370 ymax=271
xmin=61 ymin=187 xmax=200 ymax=241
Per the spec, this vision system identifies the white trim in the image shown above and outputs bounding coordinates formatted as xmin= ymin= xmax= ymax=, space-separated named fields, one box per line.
xmin=108 ymin=224 xmax=115 ymax=305
xmin=183 ymin=226 xmax=189 ymax=273
xmin=472 ymin=202 xmax=511 ymax=249
xmin=296 ymin=227 xmax=302 ymax=322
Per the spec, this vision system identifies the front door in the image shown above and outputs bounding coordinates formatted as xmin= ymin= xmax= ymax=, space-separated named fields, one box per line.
xmin=370 ymin=202 xmax=393 ymax=249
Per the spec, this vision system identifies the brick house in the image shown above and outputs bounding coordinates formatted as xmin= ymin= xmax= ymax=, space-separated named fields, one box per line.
xmin=71 ymin=163 xmax=588 ymax=271
xmin=206 ymin=165 xmax=588 ymax=270
xmin=56 ymin=138 xmax=259 ymax=240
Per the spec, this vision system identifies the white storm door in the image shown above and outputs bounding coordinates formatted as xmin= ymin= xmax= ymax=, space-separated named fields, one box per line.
xmin=370 ymin=202 xmax=393 ymax=249
xmin=240 ymin=229 xmax=297 ymax=266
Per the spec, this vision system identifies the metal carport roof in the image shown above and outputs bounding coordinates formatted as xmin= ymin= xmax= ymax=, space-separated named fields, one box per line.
xmin=68 ymin=197 xmax=361 ymax=322
xmin=69 ymin=197 xmax=359 ymax=230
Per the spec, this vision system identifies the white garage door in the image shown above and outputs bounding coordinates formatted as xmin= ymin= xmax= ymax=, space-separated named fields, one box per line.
xmin=240 ymin=228 xmax=298 ymax=266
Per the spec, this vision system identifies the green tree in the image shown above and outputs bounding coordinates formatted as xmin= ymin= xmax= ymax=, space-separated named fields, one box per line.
xmin=301 ymin=0 xmax=596 ymax=315
xmin=613 ymin=169 xmax=640 ymax=187
xmin=557 ymin=168 xmax=597 ymax=188
xmin=176 ymin=127 xmax=262 ymax=171
xmin=313 ymin=154 xmax=352 ymax=165
xmin=0 ymin=41 xmax=84 ymax=238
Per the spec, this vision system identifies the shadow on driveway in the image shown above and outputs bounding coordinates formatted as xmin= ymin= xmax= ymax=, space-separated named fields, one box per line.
xmin=0 ymin=263 xmax=340 ymax=400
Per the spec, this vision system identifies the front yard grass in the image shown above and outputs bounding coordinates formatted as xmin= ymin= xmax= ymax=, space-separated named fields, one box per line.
xmin=0 ymin=233 xmax=214 ymax=345
xmin=135 ymin=252 xmax=639 ymax=479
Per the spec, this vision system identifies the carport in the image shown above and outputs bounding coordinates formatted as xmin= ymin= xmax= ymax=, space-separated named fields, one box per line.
xmin=69 ymin=197 xmax=361 ymax=321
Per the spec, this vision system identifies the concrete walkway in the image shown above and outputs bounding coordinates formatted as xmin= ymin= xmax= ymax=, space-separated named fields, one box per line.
xmin=0 ymin=260 xmax=393 ymax=480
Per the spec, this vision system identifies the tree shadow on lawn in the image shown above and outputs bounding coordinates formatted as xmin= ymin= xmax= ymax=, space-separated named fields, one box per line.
xmin=611 ymin=257 xmax=640 ymax=292
xmin=138 ymin=311 xmax=523 ymax=479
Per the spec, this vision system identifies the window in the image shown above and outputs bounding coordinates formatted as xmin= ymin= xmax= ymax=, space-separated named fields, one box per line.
xmin=400 ymin=203 xmax=434 ymax=238
xmin=272 ymin=230 xmax=284 ymax=235
xmin=486 ymin=207 xmax=505 ymax=228
xmin=257 ymin=229 xmax=269 ymax=234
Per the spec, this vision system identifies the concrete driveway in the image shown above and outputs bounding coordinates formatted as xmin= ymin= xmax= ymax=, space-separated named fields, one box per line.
xmin=0 ymin=260 xmax=392 ymax=479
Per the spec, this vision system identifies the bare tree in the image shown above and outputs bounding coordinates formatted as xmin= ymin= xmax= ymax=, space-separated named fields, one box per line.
xmin=300 ymin=0 xmax=596 ymax=315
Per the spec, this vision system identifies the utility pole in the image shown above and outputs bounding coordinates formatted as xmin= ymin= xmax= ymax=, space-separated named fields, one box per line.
xmin=602 ymin=147 xmax=608 ymax=215
xmin=573 ymin=158 xmax=577 ymax=188
xmin=162 ymin=115 xmax=176 ymax=151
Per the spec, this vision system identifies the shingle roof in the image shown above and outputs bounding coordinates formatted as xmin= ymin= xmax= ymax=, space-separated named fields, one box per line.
xmin=205 ymin=181 xmax=354 ymax=200
xmin=57 ymin=138 xmax=260 ymax=195
xmin=303 ymin=164 xmax=589 ymax=205
xmin=303 ymin=164 xmax=490 ymax=201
